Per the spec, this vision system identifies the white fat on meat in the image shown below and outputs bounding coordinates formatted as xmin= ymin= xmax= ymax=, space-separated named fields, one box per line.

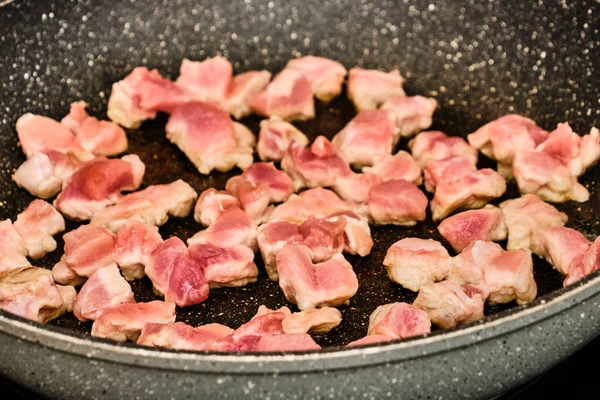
xmin=380 ymin=95 xmax=437 ymax=138
xmin=366 ymin=302 xmax=431 ymax=338
xmin=12 ymin=200 xmax=65 ymax=259
xmin=249 ymin=68 xmax=315 ymax=121
xmin=362 ymin=151 xmax=422 ymax=186
xmin=566 ymin=237 xmax=600 ymax=286
xmin=423 ymin=156 xmax=477 ymax=193
xmin=239 ymin=162 xmax=295 ymax=203
xmin=113 ymin=221 xmax=163 ymax=281
xmin=281 ymin=307 xmax=343 ymax=334
xmin=347 ymin=68 xmax=405 ymax=111
xmin=225 ymin=176 xmax=270 ymax=221
xmin=276 ymin=244 xmax=359 ymax=310
xmin=327 ymin=211 xmax=373 ymax=257
xmin=531 ymin=227 xmax=591 ymax=281
xmin=383 ymin=238 xmax=452 ymax=292
xmin=91 ymin=301 xmax=176 ymax=342
xmin=137 ymin=322 xmax=234 ymax=351
xmin=188 ymin=243 xmax=258 ymax=288
xmin=175 ymin=57 xmax=233 ymax=104
xmin=286 ymin=56 xmax=347 ymax=102
xmin=194 ymin=188 xmax=240 ymax=227
xmin=368 ymin=179 xmax=428 ymax=226
xmin=332 ymin=110 xmax=399 ymax=168
xmin=437 ymin=205 xmax=508 ymax=253
xmin=408 ymin=130 xmax=478 ymax=169
xmin=266 ymin=188 xmax=355 ymax=224
xmin=165 ymin=101 xmax=253 ymax=175
xmin=224 ymin=70 xmax=272 ymax=119
xmin=413 ymin=280 xmax=485 ymax=329
xmin=187 ymin=207 xmax=258 ymax=251
xmin=90 ymin=179 xmax=197 ymax=232
xmin=282 ymin=136 xmax=352 ymax=190
xmin=73 ymin=264 xmax=135 ymax=322
xmin=16 ymin=113 xmax=85 ymax=157
xmin=332 ymin=172 xmax=382 ymax=204
xmin=430 ymin=169 xmax=506 ymax=221
xmin=500 ymin=194 xmax=568 ymax=251
xmin=513 ymin=150 xmax=589 ymax=203
xmin=54 ymin=155 xmax=145 ymax=221
xmin=257 ymin=117 xmax=309 ymax=162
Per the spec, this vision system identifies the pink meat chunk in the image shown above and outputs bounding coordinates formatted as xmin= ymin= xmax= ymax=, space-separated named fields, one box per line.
xmin=409 ymin=130 xmax=478 ymax=169
xmin=286 ymin=56 xmax=347 ymax=102
xmin=113 ymin=221 xmax=163 ymax=280
xmin=240 ymin=162 xmax=295 ymax=203
xmin=188 ymin=243 xmax=258 ymax=288
xmin=328 ymin=211 xmax=374 ymax=257
xmin=16 ymin=113 xmax=85 ymax=157
xmin=145 ymin=237 xmax=210 ymax=307
xmin=362 ymin=151 xmax=422 ymax=186
xmin=413 ymin=280 xmax=485 ymax=329
xmin=137 ymin=322 xmax=234 ymax=351
xmin=276 ymin=244 xmax=358 ymax=310
xmin=13 ymin=200 xmax=65 ymax=259
xmin=282 ymin=136 xmax=352 ymax=189
xmin=566 ymin=237 xmax=600 ymax=286
xmin=513 ymin=150 xmax=589 ymax=203
xmin=224 ymin=70 xmax=272 ymax=119
xmin=332 ymin=110 xmax=399 ymax=167
xmin=380 ymin=95 xmax=437 ymax=138
xmin=0 ymin=267 xmax=75 ymax=323
xmin=383 ymin=238 xmax=452 ymax=292
xmin=249 ymin=68 xmax=315 ymax=121
xmin=468 ymin=114 xmax=550 ymax=177
xmin=73 ymin=264 xmax=135 ymax=322
xmin=430 ymin=169 xmax=506 ymax=221
xmin=175 ymin=57 xmax=233 ymax=105
xmin=187 ymin=207 xmax=258 ymax=250
xmin=347 ymin=68 xmax=406 ymax=111
xmin=367 ymin=302 xmax=431 ymax=339
xmin=91 ymin=301 xmax=176 ymax=342
xmin=531 ymin=227 xmax=591 ymax=278
xmin=90 ymin=179 xmax=197 ymax=232
xmin=61 ymin=101 xmax=128 ymax=156
xmin=437 ymin=205 xmax=508 ymax=252
xmin=225 ymin=176 xmax=271 ymax=221
xmin=54 ymin=155 xmax=145 ymax=221
xmin=332 ymin=172 xmax=382 ymax=204
xmin=423 ymin=156 xmax=477 ymax=193
xmin=368 ymin=179 xmax=428 ymax=226
xmin=165 ymin=101 xmax=253 ymax=175
xmin=266 ymin=188 xmax=355 ymax=224
xmin=257 ymin=117 xmax=309 ymax=161
xmin=500 ymin=194 xmax=568 ymax=251
xmin=281 ymin=307 xmax=343 ymax=334
xmin=194 ymin=188 xmax=240 ymax=227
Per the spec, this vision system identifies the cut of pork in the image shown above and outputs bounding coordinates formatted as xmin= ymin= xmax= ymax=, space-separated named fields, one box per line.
xmin=256 ymin=117 xmax=309 ymax=162
xmin=13 ymin=200 xmax=65 ymax=259
xmin=266 ymin=188 xmax=354 ymax=224
xmin=187 ymin=207 xmax=258 ymax=251
xmin=366 ymin=302 xmax=431 ymax=338
xmin=16 ymin=113 xmax=85 ymax=157
xmin=327 ymin=211 xmax=374 ymax=257
xmin=380 ymin=95 xmax=437 ymax=138
xmin=362 ymin=151 xmax=422 ymax=186
xmin=113 ymin=221 xmax=163 ymax=280
xmin=566 ymin=238 xmax=600 ymax=286
xmin=194 ymin=188 xmax=240 ymax=227
xmin=531 ymin=227 xmax=591 ymax=277
xmin=188 ymin=243 xmax=258 ymax=288
xmin=281 ymin=307 xmax=343 ymax=334
xmin=367 ymin=179 xmax=428 ymax=226
xmin=408 ymin=130 xmax=478 ymax=169
xmin=225 ymin=176 xmax=270 ymax=221
xmin=423 ymin=156 xmax=477 ymax=193
xmin=224 ymin=70 xmax=272 ymax=119
xmin=286 ymin=56 xmax=347 ymax=102
xmin=137 ymin=322 xmax=234 ymax=351
xmin=347 ymin=68 xmax=405 ymax=111
xmin=332 ymin=172 xmax=382 ymax=204
xmin=175 ymin=57 xmax=233 ymax=104
xmin=237 ymin=162 xmax=295 ymax=204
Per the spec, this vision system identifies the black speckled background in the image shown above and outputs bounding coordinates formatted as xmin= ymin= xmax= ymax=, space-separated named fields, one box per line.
xmin=0 ymin=0 xmax=599 ymax=348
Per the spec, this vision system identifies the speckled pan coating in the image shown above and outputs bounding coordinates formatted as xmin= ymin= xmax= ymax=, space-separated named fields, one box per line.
xmin=0 ymin=0 xmax=599 ymax=398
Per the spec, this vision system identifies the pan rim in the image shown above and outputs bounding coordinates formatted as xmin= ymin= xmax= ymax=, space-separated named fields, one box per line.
xmin=1 ymin=270 xmax=598 ymax=373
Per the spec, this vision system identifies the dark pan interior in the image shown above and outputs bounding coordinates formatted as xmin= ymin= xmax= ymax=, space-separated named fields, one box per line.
xmin=0 ymin=0 xmax=598 ymax=348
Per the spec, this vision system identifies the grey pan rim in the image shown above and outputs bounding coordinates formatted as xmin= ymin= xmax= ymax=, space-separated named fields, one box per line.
xmin=1 ymin=271 xmax=599 ymax=374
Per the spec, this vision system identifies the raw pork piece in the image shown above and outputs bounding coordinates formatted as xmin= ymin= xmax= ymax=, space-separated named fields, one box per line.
xmin=513 ymin=150 xmax=589 ymax=203
xmin=367 ymin=302 xmax=431 ymax=339
xmin=91 ymin=301 xmax=176 ymax=342
xmin=224 ymin=70 xmax=272 ymax=119
xmin=327 ymin=211 xmax=374 ymax=257
xmin=61 ymin=101 xmax=128 ymax=156
xmin=194 ymin=188 xmax=240 ymax=227
xmin=368 ymin=179 xmax=428 ymax=226
xmin=145 ymin=238 xmax=209 ymax=307
xmin=175 ymin=57 xmax=233 ymax=104
xmin=257 ymin=217 xmax=346 ymax=280
xmin=531 ymin=227 xmax=591 ymax=277
xmin=500 ymin=194 xmax=568 ymax=251
xmin=54 ymin=155 xmax=145 ymax=221
xmin=187 ymin=207 xmax=258 ymax=251
xmin=467 ymin=114 xmax=549 ymax=177
xmin=383 ymin=238 xmax=452 ymax=292
xmin=281 ymin=307 xmax=343 ymax=334
xmin=408 ymin=130 xmax=478 ymax=168
xmin=413 ymin=281 xmax=485 ymax=329
xmin=430 ymin=169 xmax=506 ymax=221
xmin=107 ymin=67 xmax=188 ymax=129
xmin=113 ymin=221 xmax=163 ymax=280
xmin=332 ymin=172 xmax=382 ymax=204
xmin=566 ymin=237 xmax=600 ymax=286
xmin=0 ymin=250 xmax=31 ymax=280
xmin=12 ymin=150 xmax=93 ymax=199
xmin=137 ymin=322 xmax=234 ymax=351
xmin=73 ymin=264 xmax=135 ymax=322
xmin=332 ymin=110 xmax=398 ymax=167
xmin=423 ymin=156 xmax=477 ymax=193
xmin=16 ymin=113 xmax=85 ymax=157
xmin=0 ymin=267 xmax=75 ymax=323
xmin=282 ymin=136 xmax=352 ymax=190
xmin=249 ymin=68 xmax=315 ymax=121
xmin=90 ymin=179 xmax=197 ymax=232
xmin=188 ymin=243 xmax=258 ymax=288
xmin=362 ymin=151 xmax=422 ymax=186
xmin=165 ymin=101 xmax=253 ymax=175
xmin=225 ymin=176 xmax=270 ymax=221
xmin=257 ymin=117 xmax=310 ymax=162
xmin=237 ymin=162 xmax=295 ymax=203
xmin=437 ymin=205 xmax=508 ymax=252
xmin=286 ymin=56 xmax=347 ymax=102
xmin=380 ymin=95 xmax=437 ymax=138
xmin=347 ymin=68 xmax=405 ymax=111
xmin=13 ymin=200 xmax=65 ymax=259
xmin=266 ymin=188 xmax=354 ymax=224
xmin=276 ymin=244 xmax=358 ymax=310
xmin=449 ymin=241 xmax=537 ymax=305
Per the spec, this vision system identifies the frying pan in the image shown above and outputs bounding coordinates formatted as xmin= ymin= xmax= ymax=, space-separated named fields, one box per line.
xmin=0 ymin=0 xmax=599 ymax=398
